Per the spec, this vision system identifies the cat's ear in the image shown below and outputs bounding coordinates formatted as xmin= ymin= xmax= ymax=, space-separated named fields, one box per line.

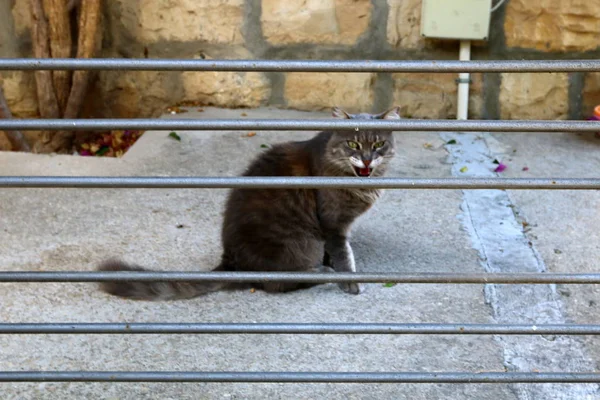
xmin=378 ymin=106 xmax=401 ymax=120
xmin=332 ymin=107 xmax=351 ymax=119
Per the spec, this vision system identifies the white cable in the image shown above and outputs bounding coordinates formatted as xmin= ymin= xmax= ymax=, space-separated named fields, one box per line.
xmin=491 ymin=0 xmax=508 ymax=13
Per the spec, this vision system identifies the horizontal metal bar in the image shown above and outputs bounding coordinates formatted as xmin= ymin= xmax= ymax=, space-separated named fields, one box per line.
xmin=0 ymin=118 xmax=598 ymax=132
xmin=2 ymin=271 xmax=600 ymax=284
xmin=1 ymin=177 xmax=599 ymax=190
xmin=2 ymin=323 xmax=600 ymax=335
xmin=1 ymin=371 xmax=599 ymax=383
xmin=1 ymin=58 xmax=600 ymax=73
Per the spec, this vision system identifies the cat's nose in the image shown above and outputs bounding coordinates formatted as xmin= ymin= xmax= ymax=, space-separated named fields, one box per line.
xmin=363 ymin=160 xmax=371 ymax=167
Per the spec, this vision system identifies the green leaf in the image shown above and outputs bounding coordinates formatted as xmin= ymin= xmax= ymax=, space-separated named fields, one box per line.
xmin=446 ymin=139 xmax=457 ymax=145
xmin=260 ymin=144 xmax=269 ymax=148
xmin=459 ymin=166 xmax=468 ymax=173
xmin=383 ymin=282 xmax=396 ymax=288
xmin=168 ymin=132 xmax=181 ymax=141
xmin=492 ymin=159 xmax=500 ymax=164
xmin=96 ymin=146 xmax=109 ymax=156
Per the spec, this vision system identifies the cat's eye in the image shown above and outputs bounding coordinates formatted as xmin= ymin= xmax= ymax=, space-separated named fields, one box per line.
xmin=373 ymin=141 xmax=386 ymax=149
xmin=347 ymin=141 xmax=360 ymax=149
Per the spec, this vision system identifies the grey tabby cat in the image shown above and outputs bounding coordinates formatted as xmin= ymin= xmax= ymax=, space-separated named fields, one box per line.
xmin=99 ymin=106 xmax=399 ymax=300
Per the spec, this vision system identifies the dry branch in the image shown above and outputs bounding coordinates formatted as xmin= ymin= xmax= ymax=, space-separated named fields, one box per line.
xmin=63 ymin=0 xmax=101 ymax=119
xmin=30 ymin=0 xmax=69 ymax=153
xmin=67 ymin=0 xmax=80 ymax=12
xmin=30 ymin=0 xmax=60 ymax=120
xmin=29 ymin=0 xmax=102 ymax=153
xmin=43 ymin=0 xmax=72 ymax=113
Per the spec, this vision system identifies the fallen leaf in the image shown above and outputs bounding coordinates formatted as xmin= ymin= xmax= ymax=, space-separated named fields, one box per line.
xmin=96 ymin=146 xmax=109 ymax=156
xmin=423 ymin=143 xmax=433 ymax=149
xmin=197 ymin=108 xmax=204 ymax=112
xmin=446 ymin=139 xmax=457 ymax=145
xmin=250 ymin=288 xmax=256 ymax=293
xmin=460 ymin=166 xmax=468 ymax=173
xmin=494 ymin=163 xmax=507 ymax=173
xmin=245 ymin=132 xmax=256 ymax=137
xmin=168 ymin=132 xmax=182 ymax=141
xmin=383 ymin=282 xmax=396 ymax=288
xmin=554 ymin=249 xmax=562 ymax=254
xmin=241 ymin=112 xmax=248 ymax=117
xmin=522 ymin=166 xmax=529 ymax=171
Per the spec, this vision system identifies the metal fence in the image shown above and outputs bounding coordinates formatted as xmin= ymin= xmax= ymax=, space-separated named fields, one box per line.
xmin=1 ymin=58 xmax=600 ymax=385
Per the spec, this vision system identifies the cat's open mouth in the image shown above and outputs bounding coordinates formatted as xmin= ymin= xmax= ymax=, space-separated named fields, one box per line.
xmin=353 ymin=166 xmax=373 ymax=177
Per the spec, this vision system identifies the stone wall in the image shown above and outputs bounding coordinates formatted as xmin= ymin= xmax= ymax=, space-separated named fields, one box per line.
xmin=1 ymin=0 xmax=600 ymax=151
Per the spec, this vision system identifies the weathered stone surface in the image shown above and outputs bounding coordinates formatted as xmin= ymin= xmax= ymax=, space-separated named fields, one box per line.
xmin=392 ymin=73 xmax=482 ymax=119
xmin=261 ymin=0 xmax=371 ymax=45
xmin=1 ymin=72 xmax=39 ymax=117
xmin=85 ymin=52 xmax=270 ymax=119
xmin=505 ymin=0 xmax=600 ymax=52
xmin=88 ymin=70 xmax=182 ymax=118
xmin=114 ymin=0 xmax=245 ymax=45
xmin=387 ymin=0 xmax=425 ymax=49
xmin=182 ymin=70 xmax=271 ymax=108
xmin=1 ymin=71 xmax=41 ymax=151
xmin=181 ymin=50 xmax=271 ymax=108
xmin=583 ymin=73 xmax=600 ymax=117
xmin=284 ymin=72 xmax=375 ymax=112
xmin=0 ymin=133 xmax=12 ymax=151
xmin=10 ymin=0 xmax=30 ymax=37
xmin=499 ymin=73 xmax=569 ymax=120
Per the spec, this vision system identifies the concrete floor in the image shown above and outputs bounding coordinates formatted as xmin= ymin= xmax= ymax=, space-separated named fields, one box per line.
xmin=0 ymin=108 xmax=599 ymax=399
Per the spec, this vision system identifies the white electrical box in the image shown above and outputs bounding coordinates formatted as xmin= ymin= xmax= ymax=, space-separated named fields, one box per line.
xmin=421 ymin=0 xmax=492 ymax=40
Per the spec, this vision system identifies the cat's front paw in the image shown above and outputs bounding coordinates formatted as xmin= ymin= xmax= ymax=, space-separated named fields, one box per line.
xmin=338 ymin=282 xmax=364 ymax=295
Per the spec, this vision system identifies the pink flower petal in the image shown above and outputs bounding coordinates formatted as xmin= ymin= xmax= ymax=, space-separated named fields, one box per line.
xmin=494 ymin=163 xmax=507 ymax=173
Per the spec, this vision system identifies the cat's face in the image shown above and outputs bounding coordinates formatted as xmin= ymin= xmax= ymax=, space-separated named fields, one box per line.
xmin=325 ymin=107 xmax=399 ymax=177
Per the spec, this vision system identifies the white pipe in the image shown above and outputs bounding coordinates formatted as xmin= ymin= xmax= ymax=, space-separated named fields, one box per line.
xmin=457 ymin=40 xmax=471 ymax=120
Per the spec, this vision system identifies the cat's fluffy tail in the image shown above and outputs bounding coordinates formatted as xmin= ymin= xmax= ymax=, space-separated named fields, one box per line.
xmin=98 ymin=259 xmax=230 ymax=301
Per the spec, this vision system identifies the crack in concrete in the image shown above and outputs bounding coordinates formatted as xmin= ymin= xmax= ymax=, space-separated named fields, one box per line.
xmin=441 ymin=131 xmax=598 ymax=399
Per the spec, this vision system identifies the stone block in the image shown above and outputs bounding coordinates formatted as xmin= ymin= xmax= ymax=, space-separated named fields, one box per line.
xmin=284 ymin=72 xmax=375 ymax=112
xmin=392 ymin=73 xmax=483 ymax=119
xmin=113 ymin=0 xmax=245 ymax=45
xmin=505 ymin=0 xmax=600 ymax=52
xmin=387 ymin=0 xmax=426 ymax=49
xmin=181 ymin=49 xmax=271 ymax=108
xmin=11 ymin=0 xmax=30 ymax=37
xmin=261 ymin=0 xmax=371 ymax=45
xmin=0 ymin=133 xmax=12 ymax=151
xmin=182 ymin=68 xmax=271 ymax=109
xmin=88 ymin=70 xmax=181 ymax=118
xmin=499 ymin=73 xmax=569 ymax=120
xmin=1 ymin=71 xmax=39 ymax=117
